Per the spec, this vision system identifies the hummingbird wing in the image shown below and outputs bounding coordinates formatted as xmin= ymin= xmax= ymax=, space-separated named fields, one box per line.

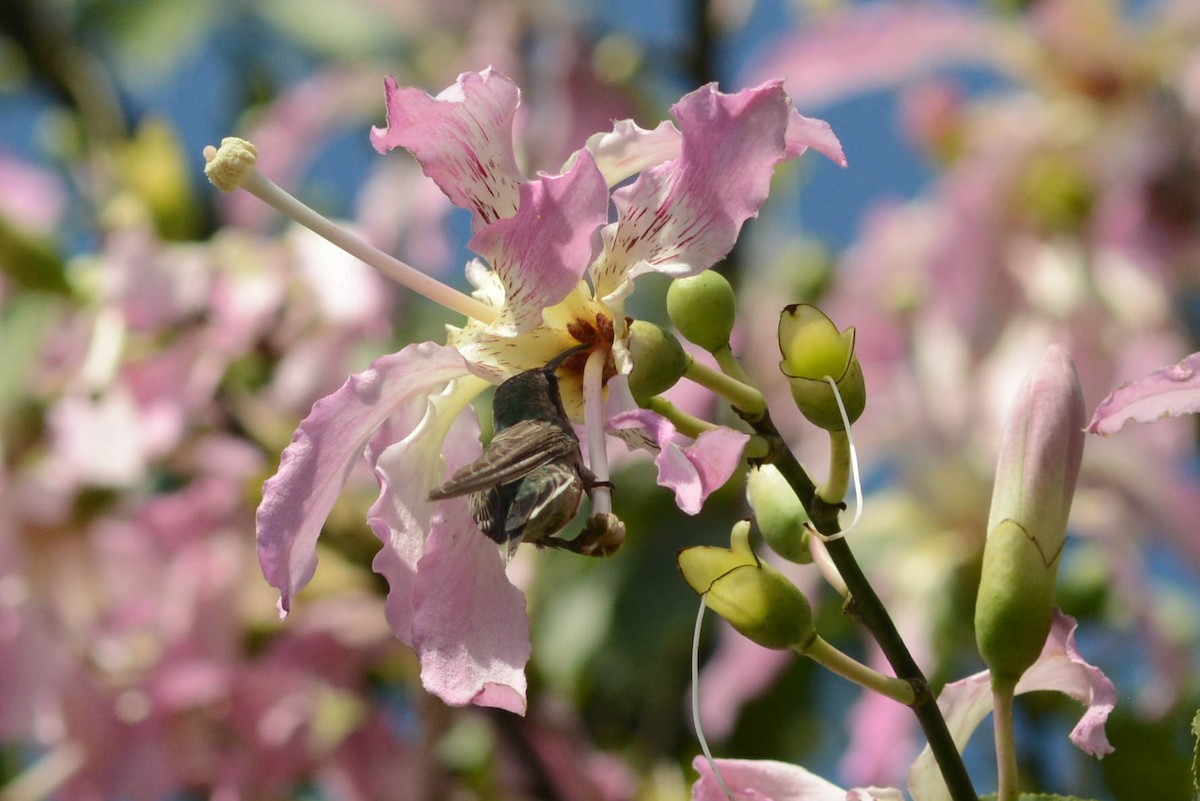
xmin=427 ymin=420 xmax=581 ymax=500
xmin=469 ymin=461 xmax=585 ymax=552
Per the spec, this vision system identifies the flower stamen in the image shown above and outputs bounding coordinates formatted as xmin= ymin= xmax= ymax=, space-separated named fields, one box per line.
xmin=202 ymin=137 xmax=498 ymax=324
xmin=582 ymin=346 xmax=612 ymax=515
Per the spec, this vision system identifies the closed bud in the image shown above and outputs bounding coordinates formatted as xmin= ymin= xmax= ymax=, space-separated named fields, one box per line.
xmin=678 ymin=521 xmax=815 ymax=651
xmin=777 ymin=304 xmax=865 ymax=431
xmin=627 ymin=320 xmax=687 ymax=403
xmin=746 ymin=465 xmax=812 ymax=564
xmin=667 ymin=271 xmax=737 ymax=352
xmin=975 ymin=345 xmax=1085 ymax=685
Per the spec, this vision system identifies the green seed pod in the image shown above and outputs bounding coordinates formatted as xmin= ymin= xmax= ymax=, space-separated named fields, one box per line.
xmin=746 ymin=465 xmax=812 ymax=564
xmin=626 ymin=320 xmax=687 ymax=403
xmin=777 ymin=304 xmax=866 ymax=431
xmin=678 ymin=521 xmax=816 ymax=651
xmin=666 ymin=271 xmax=737 ymax=353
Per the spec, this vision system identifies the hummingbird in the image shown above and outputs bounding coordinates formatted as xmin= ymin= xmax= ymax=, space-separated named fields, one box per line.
xmin=428 ymin=343 xmax=621 ymax=559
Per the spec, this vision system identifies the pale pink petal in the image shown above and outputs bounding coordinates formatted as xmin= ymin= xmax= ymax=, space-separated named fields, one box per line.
xmin=691 ymin=757 xmax=846 ymax=801
xmin=745 ymin=3 xmax=997 ymax=109
xmin=581 ymin=119 xmax=683 ymax=186
xmin=256 ymin=342 xmax=470 ymax=616
xmin=412 ymin=499 xmax=530 ymax=713
xmin=370 ymin=68 xmax=522 ymax=229
xmin=593 ymin=81 xmax=839 ymax=298
xmin=786 ymin=108 xmax=847 ymax=167
xmin=608 ymin=410 xmax=748 ymax=515
xmin=468 ymin=149 xmax=607 ymax=332
xmin=907 ymin=611 xmax=1115 ymax=801
xmin=367 ymin=381 xmax=484 ymax=646
xmin=1087 ymin=352 xmax=1200 ymax=435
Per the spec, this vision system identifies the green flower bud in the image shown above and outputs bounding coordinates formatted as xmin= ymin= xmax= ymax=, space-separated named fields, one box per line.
xmin=677 ymin=521 xmax=815 ymax=650
xmin=975 ymin=345 xmax=1085 ymax=685
xmin=746 ymin=465 xmax=812 ymax=564
xmin=777 ymin=304 xmax=866 ymax=431
xmin=666 ymin=271 xmax=737 ymax=352
xmin=626 ymin=320 xmax=687 ymax=403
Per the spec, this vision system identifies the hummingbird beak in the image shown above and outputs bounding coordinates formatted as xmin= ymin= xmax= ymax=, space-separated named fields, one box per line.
xmin=542 ymin=342 xmax=594 ymax=374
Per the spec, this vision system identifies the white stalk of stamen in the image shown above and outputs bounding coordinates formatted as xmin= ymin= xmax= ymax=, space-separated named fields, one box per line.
xmin=582 ymin=347 xmax=612 ymax=515
xmin=814 ymin=375 xmax=863 ymax=543
xmin=692 ymin=593 xmax=736 ymax=801
xmin=202 ymin=138 xmax=498 ymax=324
xmin=808 ymin=530 xmax=849 ymax=597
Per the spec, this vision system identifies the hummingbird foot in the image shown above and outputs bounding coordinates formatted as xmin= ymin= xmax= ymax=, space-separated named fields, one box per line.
xmin=545 ymin=513 xmax=626 ymax=557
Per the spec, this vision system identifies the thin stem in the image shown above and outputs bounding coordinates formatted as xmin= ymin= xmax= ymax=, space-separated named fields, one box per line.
xmin=817 ymin=428 xmax=851 ymax=506
xmin=646 ymin=396 xmax=718 ymax=439
xmin=583 ymin=348 xmax=612 ymax=515
xmin=801 ymin=636 xmax=917 ymax=705
xmin=684 ymin=354 xmax=766 ymax=420
xmin=203 ymin=139 xmax=498 ymax=324
xmin=993 ymin=679 xmax=1020 ymax=801
xmin=744 ymin=409 xmax=979 ymax=801
xmin=711 ymin=343 xmax=755 ymax=387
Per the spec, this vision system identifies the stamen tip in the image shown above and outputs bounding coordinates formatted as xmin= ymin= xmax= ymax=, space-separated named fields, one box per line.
xmin=203 ymin=137 xmax=258 ymax=193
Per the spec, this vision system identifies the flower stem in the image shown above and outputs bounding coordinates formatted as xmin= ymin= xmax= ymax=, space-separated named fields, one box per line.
xmin=801 ymin=636 xmax=917 ymax=705
xmin=646 ymin=396 xmax=718 ymax=439
xmin=711 ymin=343 xmax=755 ymax=388
xmin=744 ymin=408 xmax=979 ymax=801
xmin=684 ymin=354 xmax=765 ymax=420
xmin=993 ymin=679 xmax=1020 ymax=801
xmin=817 ymin=428 xmax=851 ymax=506
xmin=203 ymin=138 xmax=498 ymax=324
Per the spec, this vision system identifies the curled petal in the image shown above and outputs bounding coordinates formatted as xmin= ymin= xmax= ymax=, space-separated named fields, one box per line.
xmin=1087 ymin=351 xmax=1200 ymax=436
xmin=907 ymin=610 xmax=1115 ymax=801
xmin=691 ymin=757 xmax=846 ymax=801
xmin=786 ymin=108 xmax=847 ymax=167
xmin=370 ymin=68 xmax=522 ymax=229
xmin=469 ymin=150 xmax=607 ymax=333
xmin=256 ymin=342 xmax=470 ymax=616
xmin=367 ymin=372 xmax=489 ymax=644
xmin=608 ymin=409 xmax=749 ymax=515
xmin=581 ymin=119 xmax=683 ymax=186
xmin=412 ymin=492 xmax=530 ymax=713
xmin=592 ymin=80 xmax=841 ymax=299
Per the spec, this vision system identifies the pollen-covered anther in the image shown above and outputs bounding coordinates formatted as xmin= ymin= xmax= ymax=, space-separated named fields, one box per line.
xmin=203 ymin=137 xmax=258 ymax=193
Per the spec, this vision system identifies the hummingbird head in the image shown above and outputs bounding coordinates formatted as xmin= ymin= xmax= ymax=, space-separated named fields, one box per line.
xmin=491 ymin=343 xmax=594 ymax=430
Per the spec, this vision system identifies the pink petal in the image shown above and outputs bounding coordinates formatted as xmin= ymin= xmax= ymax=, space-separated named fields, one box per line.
xmin=691 ymin=757 xmax=846 ymax=801
xmin=1087 ymin=351 xmax=1200 ymax=436
xmin=256 ymin=342 xmax=470 ymax=616
xmin=412 ymin=500 xmax=530 ymax=713
xmin=745 ymin=3 xmax=996 ymax=109
xmin=367 ymin=381 xmax=529 ymax=712
xmin=582 ymin=119 xmax=683 ymax=186
xmin=787 ymin=108 xmax=847 ymax=167
xmin=370 ymin=69 xmax=522 ymax=230
xmin=468 ymin=149 xmax=608 ymax=333
xmin=608 ymin=410 xmax=748 ymax=515
xmin=593 ymin=81 xmax=838 ymax=298
xmin=367 ymin=382 xmax=484 ymax=645
xmin=907 ymin=610 xmax=1115 ymax=801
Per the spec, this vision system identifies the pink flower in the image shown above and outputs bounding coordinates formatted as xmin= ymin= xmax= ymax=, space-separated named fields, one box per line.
xmin=253 ymin=68 xmax=843 ymax=713
xmin=1087 ymin=351 xmax=1200 ymax=435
